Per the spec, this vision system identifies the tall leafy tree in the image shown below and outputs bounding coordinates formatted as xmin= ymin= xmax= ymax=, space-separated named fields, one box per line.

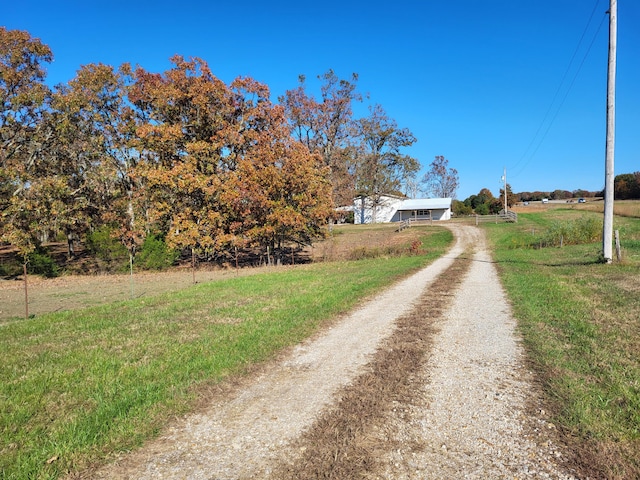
xmin=46 ymin=63 xmax=138 ymax=258
xmin=421 ymin=155 xmax=459 ymax=199
xmin=130 ymin=56 xmax=235 ymax=261
xmin=280 ymin=70 xmax=361 ymax=206
xmin=614 ymin=173 xmax=640 ymax=200
xmin=0 ymin=27 xmax=53 ymax=258
xmin=81 ymin=64 xmax=144 ymax=261
xmin=131 ymin=57 xmax=334 ymax=264
xmin=353 ymin=104 xmax=419 ymax=221
xmin=499 ymin=183 xmax=519 ymax=209
xmin=219 ymin=76 xmax=333 ymax=261
xmin=222 ymin=97 xmax=332 ymax=260
xmin=0 ymin=27 xmax=54 ymax=318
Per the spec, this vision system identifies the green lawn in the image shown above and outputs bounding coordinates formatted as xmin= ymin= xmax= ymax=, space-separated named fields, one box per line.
xmin=0 ymin=227 xmax=452 ymax=480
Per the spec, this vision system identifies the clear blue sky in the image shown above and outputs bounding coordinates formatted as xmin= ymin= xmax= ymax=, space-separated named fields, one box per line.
xmin=5 ymin=0 xmax=639 ymax=200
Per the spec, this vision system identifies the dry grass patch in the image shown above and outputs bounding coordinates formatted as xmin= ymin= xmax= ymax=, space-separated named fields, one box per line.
xmin=307 ymin=224 xmax=434 ymax=262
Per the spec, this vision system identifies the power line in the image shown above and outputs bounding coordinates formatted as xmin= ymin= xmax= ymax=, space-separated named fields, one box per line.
xmin=513 ymin=13 xmax=607 ymax=177
xmin=510 ymin=0 xmax=607 ymax=180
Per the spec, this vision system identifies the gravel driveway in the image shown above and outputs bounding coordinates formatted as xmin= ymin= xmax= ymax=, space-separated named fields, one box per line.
xmin=83 ymin=225 xmax=577 ymax=479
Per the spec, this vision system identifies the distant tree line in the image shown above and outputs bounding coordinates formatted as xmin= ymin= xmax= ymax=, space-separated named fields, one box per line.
xmin=517 ymin=189 xmax=600 ymax=202
xmin=511 ymin=172 xmax=640 ymax=204
xmin=1 ymin=27 xmax=419 ymax=273
xmin=453 ymin=172 xmax=640 ymax=216
xmin=613 ymin=172 xmax=640 ymax=200
xmin=451 ymin=184 xmax=517 ymax=216
xmin=453 ymin=183 xmax=627 ymax=216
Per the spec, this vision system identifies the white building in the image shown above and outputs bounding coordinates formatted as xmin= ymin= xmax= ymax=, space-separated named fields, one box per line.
xmin=353 ymin=195 xmax=452 ymax=224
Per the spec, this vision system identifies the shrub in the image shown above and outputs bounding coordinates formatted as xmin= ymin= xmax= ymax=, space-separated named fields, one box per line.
xmin=475 ymin=203 xmax=490 ymax=215
xmin=27 ymin=251 xmax=59 ymax=278
xmin=85 ymin=226 xmax=129 ymax=271
xmin=452 ymin=200 xmax=472 ymax=216
xmin=348 ymin=246 xmax=383 ymax=260
xmin=0 ymin=257 xmax=23 ymax=277
xmin=347 ymin=242 xmax=421 ymax=261
xmin=538 ymin=216 xmax=602 ymax=248
xmin=136 ymin=234 xmax=179 ymax=270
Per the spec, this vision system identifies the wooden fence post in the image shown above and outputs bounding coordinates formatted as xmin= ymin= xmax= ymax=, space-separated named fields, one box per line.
xmin=23 ymin=262 xmax=29 ymax=320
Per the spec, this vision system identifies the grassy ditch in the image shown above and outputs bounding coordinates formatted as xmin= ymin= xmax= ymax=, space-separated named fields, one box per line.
xmin=484 ymin=210 xmax=640 ymax=479
xmin=0 ymin=227 xmax=452 ymax=480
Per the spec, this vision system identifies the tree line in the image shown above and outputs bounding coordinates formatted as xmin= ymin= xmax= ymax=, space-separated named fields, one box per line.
xmin=612 ymin=172 xmax=640 ymax=200
xmin=1 ymin=27 xmax=429 ymax=272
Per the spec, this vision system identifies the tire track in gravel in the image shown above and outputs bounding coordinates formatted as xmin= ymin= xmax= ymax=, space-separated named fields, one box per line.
xmin=374 ymin=227 xmax=578 ymax=479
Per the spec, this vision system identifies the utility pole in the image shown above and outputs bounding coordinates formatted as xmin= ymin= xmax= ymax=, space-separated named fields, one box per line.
xmin=603 ymin=0 xmax=617 ymax=263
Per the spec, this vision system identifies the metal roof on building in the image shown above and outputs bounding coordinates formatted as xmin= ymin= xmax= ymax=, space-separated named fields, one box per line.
xmin=397 ymin=198 xmax=452 ymax=210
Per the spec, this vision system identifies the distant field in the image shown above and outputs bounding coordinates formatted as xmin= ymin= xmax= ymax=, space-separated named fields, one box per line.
xmin=513 ymin=199 xmax=640 ymax=218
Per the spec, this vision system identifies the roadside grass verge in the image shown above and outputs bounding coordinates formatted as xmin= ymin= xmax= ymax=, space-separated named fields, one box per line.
xmin=484 ymin=211 xmax=640 ymax=479
xmin=0 ymin=227 xmax=452 ymax=480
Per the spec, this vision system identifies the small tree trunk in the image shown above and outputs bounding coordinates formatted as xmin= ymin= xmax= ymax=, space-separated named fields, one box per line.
xmin=67 ymin=233 xmax=76 ymax=259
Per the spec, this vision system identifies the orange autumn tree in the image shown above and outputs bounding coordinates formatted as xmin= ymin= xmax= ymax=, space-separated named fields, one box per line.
xmin=0 ymin=28 xmax=55 ymax=316
xmin=223 ymin=77 xmax=333 ymax=262
xmin=131 ymin=57 xmax=333 ymax=265
xmin=0 ymin=28 xmax=53 ymax=262
xmin=129 ymin=56 xmax=235 ymax=264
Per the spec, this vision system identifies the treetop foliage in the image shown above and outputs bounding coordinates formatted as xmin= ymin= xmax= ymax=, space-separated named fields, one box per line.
xmin=280 ymin=70 xmax=418 ymax=208
xmin=613 ymin=172 xmax=640 ymax=200
xmin=421 ymin=155 xmax=459 ymax=199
